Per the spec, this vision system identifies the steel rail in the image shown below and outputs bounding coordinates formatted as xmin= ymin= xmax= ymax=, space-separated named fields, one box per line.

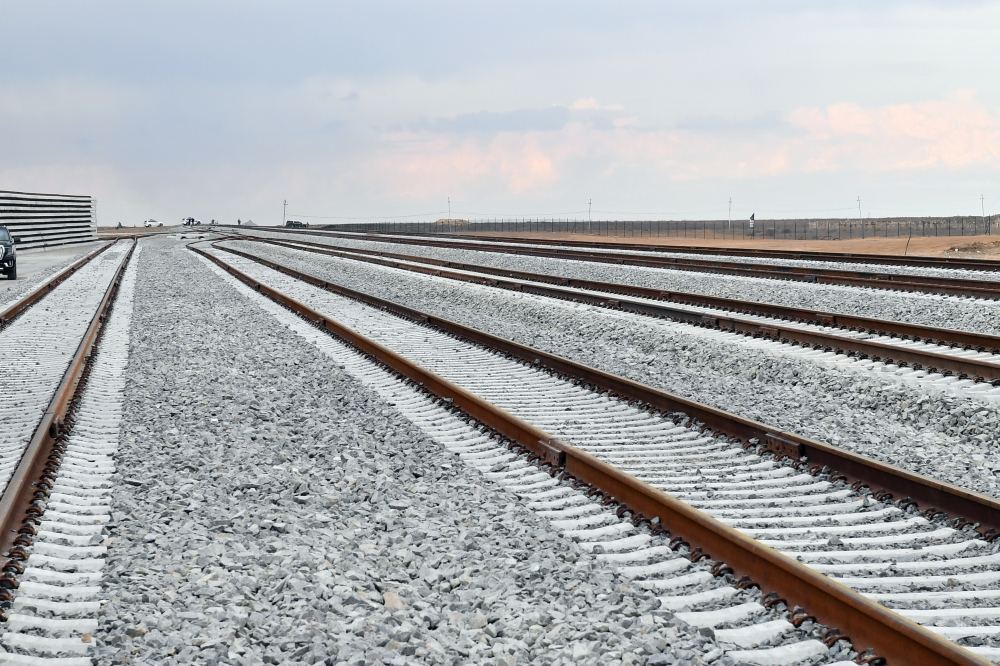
xmin=210 ymin=241 xmax=1000 ymax=536
xmin=244 ymin=226 xmax=1000 ymax=299
xmin=0 ymin=240 xmax=136 ymax=570
xmin=240 ymin=236 xmax=1000 ymax=383
xmin=252 ymin=236 xmax=1000 ymax=351
xmin=383 ymin=230 xmax=1000 ymax=272
xmin=0 ymin=241 xmax=114 ymax=329
xmin=194 ymin=242 xmax=989 ymax=665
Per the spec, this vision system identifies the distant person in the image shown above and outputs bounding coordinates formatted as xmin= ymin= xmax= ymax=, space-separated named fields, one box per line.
xmin=237 ymin=218 xmax=242 ymax=226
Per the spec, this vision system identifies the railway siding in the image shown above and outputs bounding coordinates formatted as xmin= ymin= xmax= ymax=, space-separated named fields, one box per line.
xmin=89 ymin=238 xmax=722 ymax=664
xmin=217 ymin=238 xmax=1000 ymax=500
xmin=195 ymin=240 xmax=1000 ymax=663
xmin=243 ymin=228 xmax=1000 ymax=336
xmin=3 ymin=234 xmax=998 ymax=664
xmin=246 ymin=237 xmax=1000 ymax=388
xmin=198 ymin=250 xmax=857 ymax=664
xmin=245 ymin=228 xmax=1000 ymax=298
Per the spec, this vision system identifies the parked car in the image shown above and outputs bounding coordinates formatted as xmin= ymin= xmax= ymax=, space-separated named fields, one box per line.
xmin=0 ymin=226 xmax=18 ymax=279
xmin=285 ymin=220 xmax=307 ymax=228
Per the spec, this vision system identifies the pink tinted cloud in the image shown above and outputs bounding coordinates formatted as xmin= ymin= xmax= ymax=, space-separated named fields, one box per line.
xmin=369 ymin=133 xmax=558 ymax=197
xmin=788 ymin=91 xmax=1000 ymax=170
xmin=367 ymin=92 xmax=1000 ymax=198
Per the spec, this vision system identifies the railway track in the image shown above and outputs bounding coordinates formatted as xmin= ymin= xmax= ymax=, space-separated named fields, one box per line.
xmin=245 ymin=227 xmax=1000 ymax=299
xmin=386 ymin=231 xmax=1000 ymax=272
xmin=195 ymin=248 xmax=858 ymax=665
xmin=0 ymin=239 xmax=136 ymax=663
xmin=229 ymin=236 xmax=1000 ymax=391
xmin=195 ymin=240 xmax=1000 ymax=664
xmin=0 ymin=241 xmax=113 ymax=328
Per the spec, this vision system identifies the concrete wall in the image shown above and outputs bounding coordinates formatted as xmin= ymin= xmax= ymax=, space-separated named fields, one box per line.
xmin=0 ymin=190 xmax=97 ymax=248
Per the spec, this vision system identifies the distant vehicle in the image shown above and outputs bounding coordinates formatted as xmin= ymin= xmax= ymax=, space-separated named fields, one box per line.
xmin=182 ymin=217 xmax=202 ymax=226
xmin=285 ymin=220 xmax=307 ymax=228
xmin=0 ymin=226 xmax=18 ymax=279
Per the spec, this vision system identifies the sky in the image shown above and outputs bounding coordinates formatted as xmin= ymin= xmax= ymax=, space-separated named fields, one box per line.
xmin=1 ymin=1 xmax=999 ymax=225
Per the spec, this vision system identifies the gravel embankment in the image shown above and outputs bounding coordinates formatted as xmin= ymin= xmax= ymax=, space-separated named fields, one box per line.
xmin=97 ymin=237 xmax=711 ymax=665
xmin=225 ymin=240 xmax=1000 ymax=499
xmin=248 ymin=230 xmax=1000 ymax=336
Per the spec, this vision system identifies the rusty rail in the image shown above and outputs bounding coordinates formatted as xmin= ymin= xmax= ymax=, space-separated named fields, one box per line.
xmin=242 ymin=226 xmax=1000 ymax=299
xmin=384 ymin=230 xmax=1000 ymax=272
xmin=252 ymin=236 xmax=1000 ymax=350
xmin=0 ymin=240 xmax=135 ymax=569
xmin=209 ymin=240 xmax=1000 ymax=535
xmin=194 ymin=242 xmax=989 ymax=665
xmin=0 ymin=241 xmax=114 ymax=329
xmin=240 ymin=236 xmax=1000 ymax=382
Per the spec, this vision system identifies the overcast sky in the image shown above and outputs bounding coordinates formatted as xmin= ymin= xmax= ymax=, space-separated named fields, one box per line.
xmin=2 ymin=1 xmax=999 ymax=225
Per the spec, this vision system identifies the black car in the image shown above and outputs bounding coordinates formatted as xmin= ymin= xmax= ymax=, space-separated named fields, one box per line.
xmin=0 ymin=227 xmax=16 ymax=280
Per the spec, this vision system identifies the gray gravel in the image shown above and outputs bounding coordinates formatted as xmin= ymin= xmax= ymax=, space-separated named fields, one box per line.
xmin=97 ymin=237 xmax=718 ymax=665
xmin=383 ymin=233 xmax=1000 ymax=281
xmin=247 ymin=230 xmax=1000 ymax=336
xmin=224 ymin=239 xmax=1000 ymax=500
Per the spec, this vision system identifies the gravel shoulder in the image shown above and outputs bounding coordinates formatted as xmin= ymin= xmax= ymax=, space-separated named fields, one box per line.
xmin=248 ymin=230 xmax=1000 ymax=336
xmin=97 ymin=237 xmax=709 ymax=665
xmin=224 ymin=239 xmax=1000 ymax=500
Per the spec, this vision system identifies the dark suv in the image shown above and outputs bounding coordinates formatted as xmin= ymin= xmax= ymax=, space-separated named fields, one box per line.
xmin=0 ymin=227 xmax=17 ymax=280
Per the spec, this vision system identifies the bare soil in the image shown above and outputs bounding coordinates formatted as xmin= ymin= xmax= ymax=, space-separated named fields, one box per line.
xmin=465 ymin=232 xmax=1000 ymax=260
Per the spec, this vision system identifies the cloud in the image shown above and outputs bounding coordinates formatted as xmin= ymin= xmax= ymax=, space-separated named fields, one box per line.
xmin=570 ymin=98 xmax=624 ymax=112
xmin=408 ymin=107 xmax=571 ymax=133
xmin=403 ymin=98 xmax=634 ymax=135
xmin=364 ymin=91 xmax=1000 ymax=203
xmin=787 ymin=91 xmax=1000 ymax=170
xmin=672 ymin=112 xmax=785 ymax=133
xmin=368 ymin=133 xmax=558 ymax=197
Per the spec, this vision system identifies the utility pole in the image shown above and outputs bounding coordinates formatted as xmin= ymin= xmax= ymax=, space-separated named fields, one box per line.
xmin=728 ymin=197 xmax=732 ymax=231
xmin=282 ymin=199 xmax=288 ymax=226
xmin=982 ymin=193 xmax=986 ymax=220
xmin=588 ymin=198 xmax=592 ymax=222
xmin=857 ymin=196 xmax=863 ymax=222
xmin=448 ymin=196 xmax=451 ymax=219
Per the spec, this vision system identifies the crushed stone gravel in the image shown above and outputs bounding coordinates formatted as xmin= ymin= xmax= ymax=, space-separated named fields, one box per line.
xmin=95 ymin=237 xmax=719 ymax=665
xmin=224 ymin=239 xmax=1000 ymax=500
xmin=249 ymin=230 xmax=1000 ymax=336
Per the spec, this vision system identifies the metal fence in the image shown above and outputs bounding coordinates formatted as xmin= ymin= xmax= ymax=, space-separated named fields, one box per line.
xmin=0 ymin=190 xmax=97 ymax=248
xmin=330 ymin=216 xmax=997 ymax=240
